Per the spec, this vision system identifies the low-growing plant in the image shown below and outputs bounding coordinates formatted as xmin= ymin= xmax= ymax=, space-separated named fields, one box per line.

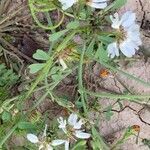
xmin=0 ymin=0 xmax=150 ymax=150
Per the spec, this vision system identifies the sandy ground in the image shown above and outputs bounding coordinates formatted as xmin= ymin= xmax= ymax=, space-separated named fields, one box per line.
xmin=93 ymin=0 xmax=150 ymax=149
xmin=4 ymin=0 xmax=150 ymax=149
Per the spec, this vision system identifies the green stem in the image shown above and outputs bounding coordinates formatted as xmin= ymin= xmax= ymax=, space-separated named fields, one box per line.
xmin=0 ymin=123 xmax=18 ymax=147
xmin=28 ymin=0 xmax=64 ymax=30
xmin=78 ymin=44 xmax=88 ymax=114
xmin=100 ymin=60 xmax=150 ymax=87
xmin=82 ymin=89 xmax=150 ymax=102
xmin=25 ymin=58 xmax=53 ymax=100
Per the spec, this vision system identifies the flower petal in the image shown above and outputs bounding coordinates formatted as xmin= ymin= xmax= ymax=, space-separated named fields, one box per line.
xmin=110 ymin=13 xmax=121 ymax=29
xmin=43 ymin=124 xmax=48 ymax=137
xmin=51 ymin=140 xmax=65 ymax=146
xmin=107 ymin=42 xmax=119 ymax=58
xmin=87 ymin=2 xmax=107 ymax=9
xmin=46 ymin=144 xmax=53 ymax=150
xmin=121 ymin=11 xmax=136 ymax=29
xmin=58 ymin=0 xmax=77 ymax=10
xmin=39 ymin=144 xmax=44 ymax=150
xmin=127 ymin=24 xmax=142 ymax=46
xmin=119 ymin=40 xmax=136 ymax=57
xmin=65 ymin=140 xmax=70 ymax=150
xmin=73 ymin=119 xmax=84 ymax=129
xmin=57 ymin=117 xmax=67 ymax=133
xmin=68 ymin=113 xmax=78 ymax=126
xmin=57 ymin=117 xmax=67 ymax=128
xmin=27 ymin=134 xmax=39 ymax=143
xmin=92 ymin=0 xmax=107 ymax=2
xmin=74 ymin=130 xmax=91 ymax=139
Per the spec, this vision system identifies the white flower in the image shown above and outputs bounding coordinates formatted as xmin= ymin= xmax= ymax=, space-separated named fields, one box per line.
xmin=68 ymin=113 xmax=84 ymax=130
xmin=27 ymin=125 xmax=65 ymax=150
xmin=57 ymin=113 xmax=91 ymax=149
xmin=86 ymin=0 xmax=108 ymax=9
xmin=58 ymin=0 xmax=77 ymax=10
xmin=107 ymin=11 xmax=142 ymax=58
xmin=57 ymin=116 xmax=67 ymax=133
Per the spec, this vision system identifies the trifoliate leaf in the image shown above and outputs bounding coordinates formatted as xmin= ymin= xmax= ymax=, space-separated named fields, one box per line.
xmin=33 ymin=50 xmax=50 ymax=60
xmin=28 ymin=63 xmax=46 ymax=74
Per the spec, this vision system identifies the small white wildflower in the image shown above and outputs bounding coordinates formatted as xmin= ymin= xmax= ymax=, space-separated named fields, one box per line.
xmin=68 ymin=113 xmax=84 ymax=130
xmin=107 ymin=11 xmax=142 ymax=58
xmin=27 ymin=124 xmax=65 ymax=150
xmin=57 ymin=116 xmax=67 ymax=133
xmin=58 ymin=0 xmax=78 ymax=10
xmin=57 ymin=113 xmax=91 ymax=150
xmin=86 ymin=0 xmax=108 ymax=9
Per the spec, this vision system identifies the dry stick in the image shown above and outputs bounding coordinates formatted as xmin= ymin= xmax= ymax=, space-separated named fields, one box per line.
xmin=0 ymin=27 xmax=28 ymax=32
xmin=0 ymin=37 xmax=36 ymax=63
xmin=0 ymin=14 xmax=31 ymax=30
xmin=0 ymin=0 xmax=11 ymax=15
xmin=3 ymin=0 xmax=11 ymax=13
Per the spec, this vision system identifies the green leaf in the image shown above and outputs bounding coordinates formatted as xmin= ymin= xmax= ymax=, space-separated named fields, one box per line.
xmin=75 ymin=101 xmax=83 ymax=109
xmin=0 ymin=63 xmax=19 ymax=87
xmin=91 ymin=126 xmax=109 ymax=150
xmin=104 ymin=0 xmax=127 ymax=11
xmin=66 ymin=21 xmax=80 ymax=29
xmin=112 ymin=0 xmax=127 ymax=10
xmin=98 ymin=36 xmax=114 ymax=44
xmin=33 ymin=49 xmax=50 ymax=60
xmin=49 ymin=29 xmax=68 ymax=41
xmin=55 ymin=30 xmax=76 ymax=53
xmin=50 ymin=66 xmax=61 ymax=75
xmin=2 ymin=111 xmax=11 ymax=121
xmin=51 ymin=74 xmax=62 ymax=81
xmin=86 ymin=38 xmax=95 ymax=56
xmin=72 ymin=140 xmax=86 ymax=150
xmin=28 ymin=63 xmax=46 ymax=74
xmin=18 ymin=121 xmax=35 ymax=129
xmin=95 ymin=44 xmax=109 ymax=62
xmin=111 ymin=127 xmax=134 ymax=149
xmin=79 ymin=9 xmax=87 ymax=19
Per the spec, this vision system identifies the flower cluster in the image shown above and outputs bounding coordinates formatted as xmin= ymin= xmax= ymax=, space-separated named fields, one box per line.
xmin=27 ymin=124 xmax=66 ymax=150
xmin=107 ymin=11 xmax=142 ymax=58
xmin=57 ymin=113 xmax=91 ymax=149
xmin=27 ymin=113 xmax=90 ymax=150
xmin=58 ymin=0 xmax=108 ymax=10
